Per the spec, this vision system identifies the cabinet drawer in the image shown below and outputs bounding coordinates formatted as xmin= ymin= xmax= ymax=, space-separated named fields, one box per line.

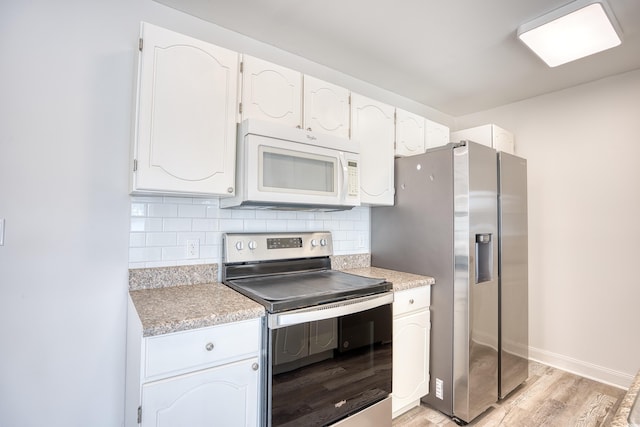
xmin=393 ymin=287 xmax=430 ymax=316
xmin=144 ymin=318 xmax=260 ymax=380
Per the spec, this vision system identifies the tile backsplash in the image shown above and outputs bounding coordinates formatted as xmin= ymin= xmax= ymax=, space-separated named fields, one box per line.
xmin=129 ymin=196 xmax=370 ymax=268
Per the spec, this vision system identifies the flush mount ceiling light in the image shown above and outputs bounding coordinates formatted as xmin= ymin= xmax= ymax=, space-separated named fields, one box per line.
xmin=517 ymin=0 xmax=622 ymax=67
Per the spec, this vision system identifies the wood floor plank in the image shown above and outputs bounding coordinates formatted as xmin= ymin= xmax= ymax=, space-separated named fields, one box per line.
xmin=392 ymin=361 xmax=625 ymax=427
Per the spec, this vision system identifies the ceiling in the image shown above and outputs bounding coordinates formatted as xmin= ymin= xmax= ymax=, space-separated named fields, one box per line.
xmin=155 ymin=0 xmax=640 ymax=116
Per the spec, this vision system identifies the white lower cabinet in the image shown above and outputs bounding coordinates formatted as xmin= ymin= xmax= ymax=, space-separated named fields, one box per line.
xmin=141 ymin=357 xmax=259 ymax=427
xmin=125 ymin=308 xmax=262 ymax=427
xmin=392 ymin=287 xmax=431 ymax=418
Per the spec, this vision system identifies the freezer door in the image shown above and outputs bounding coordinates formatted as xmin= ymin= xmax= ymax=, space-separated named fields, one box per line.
xmin=452 ymin=142 xmax=499 ymax=422
xmin=498 ymin=152 xmax=529 ymax=399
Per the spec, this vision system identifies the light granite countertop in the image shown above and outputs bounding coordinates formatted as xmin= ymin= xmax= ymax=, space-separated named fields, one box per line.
xmin=343 ymin=266 xmax=435 ymax=292
xmin=128 ymin=258 xmax=434 ymax=337
xmin=130 ymin=283 xmax=265 ymax=337
xmin=611 ymin=370 xmax=640 ymax=427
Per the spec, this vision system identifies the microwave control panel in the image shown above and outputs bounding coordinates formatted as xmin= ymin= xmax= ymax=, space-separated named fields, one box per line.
xmin=348 ymin=161 xmax=359 ymax=196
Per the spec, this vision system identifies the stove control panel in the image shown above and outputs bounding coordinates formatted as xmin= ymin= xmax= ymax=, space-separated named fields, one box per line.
xmin=223 ymin=232 xmax=333 ymax=263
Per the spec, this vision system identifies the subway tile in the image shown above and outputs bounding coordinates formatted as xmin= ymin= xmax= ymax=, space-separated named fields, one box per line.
xmin=276 ymin=211 xmax=297 ymax=220
xmin=148 ymin=203 xmax=178 ymax=217
xmin=163 ymin=218 xmax=192 ymax=232
xmin=231 ymin=209 xmax=256 ymax=219
xmin=176 ymin=232 xmax=206 ymax=245
xmin=255 ymin=210 xmax=278 ymax=219
xmin=219 ymin=219 xmax=244 ymax=232
xmin=191 ymin=197 xmax=219 ymax=206
xmin=162 ymin=246 xmax=188 ymax=260
xmin=296 ymin=211 xmax=315 ymax=220
xmin=130 ymin=203 xmax=146 ymax=217
xmin=266 ymin=220 xmax=288 ymax=232
xmin=286 ymin=220 xmax=306 ymax=231
xmin=129 ymin=247 xmax=162 ymax=263
xmin=244 ymin=220 xmax=267 ymax=232
xmin=306 ymin=220 xmax=324 ymax=230
xmin=192 ymin=218 xmax=218 ymax=232
xmin=178 ymin=204 xmax=207 ymax=218
xmin=145 ymin=260 xmax=177 ymax=268
xmin=130 ymin=195 xmax=159 ymax=203
xmin=339 ymin=220 xmax=355 ymax=230
xmin=146 ymin=232 xmax=177 ymax=247
xmin=163 ymin=196 xmax=194 ymax=204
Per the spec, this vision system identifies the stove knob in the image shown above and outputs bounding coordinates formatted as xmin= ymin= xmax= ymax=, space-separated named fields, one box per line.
xmin=320 ymin=238 xmax=327 ymax=247
xmin=235 ymin=241 xmax=244 ymax=251
xmin=310 ymin=239 xmax=318 ymax=247
xmin=248 ymin=240 xmax=257 ymax=250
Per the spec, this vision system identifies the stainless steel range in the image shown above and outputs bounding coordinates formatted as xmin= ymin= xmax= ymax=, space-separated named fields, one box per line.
xmin=222 ymin=232 xmax=393 ymax=427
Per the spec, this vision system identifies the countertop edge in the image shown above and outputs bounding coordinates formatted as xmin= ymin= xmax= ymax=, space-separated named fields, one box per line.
xmin=611 ymin=370 xmax=640 ymax=427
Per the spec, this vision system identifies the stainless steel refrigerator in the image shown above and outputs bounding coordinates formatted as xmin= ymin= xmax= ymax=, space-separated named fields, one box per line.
xmin=371 ymin=141 xmax=528 ymax=423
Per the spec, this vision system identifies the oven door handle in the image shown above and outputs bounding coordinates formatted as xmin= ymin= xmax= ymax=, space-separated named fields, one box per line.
xmin=267 ymin=292 xmax=394 ymax=329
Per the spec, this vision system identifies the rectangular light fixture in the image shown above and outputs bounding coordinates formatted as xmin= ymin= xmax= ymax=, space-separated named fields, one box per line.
xmin=517 ymin=0 xmax=622 ymax=67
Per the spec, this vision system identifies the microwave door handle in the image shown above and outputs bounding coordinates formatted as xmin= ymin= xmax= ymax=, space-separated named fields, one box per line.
xmin=339 ymin=152 xmax=348 ymax=201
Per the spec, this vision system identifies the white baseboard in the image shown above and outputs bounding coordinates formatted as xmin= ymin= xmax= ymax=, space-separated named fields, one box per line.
xmin=529 ymin=346 xmax=633 ymax=389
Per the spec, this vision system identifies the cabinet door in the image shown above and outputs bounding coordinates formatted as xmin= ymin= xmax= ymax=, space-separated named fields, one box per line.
xmin=309 ymin=318 xmax=338 ymax=355
xmin=303 ymin=75 xmax=350 ymax=139
xmin=395 ymin=108 xmax=426 ymax=157
xmin=141 ymin=357 xmax=259 ymax=427
xmin=392 ymin=309 xmax=430 ymax=416
xmin=241 ymin=55 xmax=302 ymax=128
xmin=351 ymin=94 xmax=395 ymax=205
xmin=133 ymin=22 xmax=238 ymax=196
xmin=425 ymin=119 xmax=450 ymax=150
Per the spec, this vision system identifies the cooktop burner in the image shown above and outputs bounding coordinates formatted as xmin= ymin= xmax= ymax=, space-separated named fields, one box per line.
xmin=222 ymin=232 xmax=391 ymax=313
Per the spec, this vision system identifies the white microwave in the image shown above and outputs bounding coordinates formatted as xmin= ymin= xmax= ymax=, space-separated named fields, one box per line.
xmin=221 ymin=120 xmax=360 ymax=211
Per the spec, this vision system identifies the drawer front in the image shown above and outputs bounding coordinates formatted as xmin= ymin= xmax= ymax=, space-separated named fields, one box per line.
xmin=393 ymin=287 xmax=430 ymax=316
xmin=145 ymin=318 xmax=261 ymax=380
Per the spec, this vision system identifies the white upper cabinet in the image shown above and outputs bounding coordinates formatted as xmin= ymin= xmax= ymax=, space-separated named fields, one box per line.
xmin=425 ymin=119 xmax=450 ymax=150
xmin=450 ymin=124 xmax=514 ymax=154
xmin=303 ymin=75 xmax=350 ymax=139
xmin=395 ymin=109 xmax=426 ymax=157
xmin=351 ymin=93 xmax=395 ymax=206
xmin=240 ymin=55 xmax=302 ymax=129
xmin=132 ymin=22 xmax=239 ymax=196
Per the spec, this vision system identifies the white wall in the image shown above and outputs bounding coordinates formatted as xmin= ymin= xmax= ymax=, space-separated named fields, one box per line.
xmin=0 ymin=1 xmax=452 ymax=426
xmin=455 ymin=69 xmax=640 ymax=388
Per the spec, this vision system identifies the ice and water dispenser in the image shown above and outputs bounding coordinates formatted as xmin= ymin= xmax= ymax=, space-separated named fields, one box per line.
xmin=475 ymin=233 xmax=493 ymax=283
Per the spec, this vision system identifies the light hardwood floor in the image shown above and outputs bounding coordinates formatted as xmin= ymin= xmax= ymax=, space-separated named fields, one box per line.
xmin=393 ymin=361 xmax=625 ymax=427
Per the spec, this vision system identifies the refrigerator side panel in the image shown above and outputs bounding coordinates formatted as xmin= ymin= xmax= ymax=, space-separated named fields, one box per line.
xmin=453 ymin=142 xmax=499 ymax=422
xmin=498 ymin=152 xmax=529 ymax=399
xmin=371 ymin=147 xmax=455 ymax=416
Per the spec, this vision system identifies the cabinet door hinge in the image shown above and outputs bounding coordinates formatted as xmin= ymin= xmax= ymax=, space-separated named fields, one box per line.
xmin=239 ymin=61 xmax=243 ymax=73
xmin=133 ymin=159 xmax=138 ymax=172
xmin=138 ymin=38 xmax=143 ymax=51
xmin=137 ymin=406 xmax=142 ymax=424
xmin=239 ymin=102 xmax=243 ymax=115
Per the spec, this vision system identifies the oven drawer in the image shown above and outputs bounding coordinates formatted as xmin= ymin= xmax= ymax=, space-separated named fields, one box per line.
xmin=393 ymin=287 xmax=430 ymax=316
xmin=144 ymin=318 xmax=260 ymax=380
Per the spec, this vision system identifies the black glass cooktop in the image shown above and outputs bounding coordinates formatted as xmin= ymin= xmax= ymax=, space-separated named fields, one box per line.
xmin=224 ymin=270 xmax=391 ymax=313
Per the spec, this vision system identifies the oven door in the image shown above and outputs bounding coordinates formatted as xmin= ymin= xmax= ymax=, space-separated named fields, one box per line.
xmin=267 ymin=293 xmax=393 ymax=427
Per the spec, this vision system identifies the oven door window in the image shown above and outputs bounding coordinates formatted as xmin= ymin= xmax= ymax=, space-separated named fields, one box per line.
xmin=259 ymin=145 xmax=337 ymax=195
xmin=268 ymin=304 xmax=392 ymax=427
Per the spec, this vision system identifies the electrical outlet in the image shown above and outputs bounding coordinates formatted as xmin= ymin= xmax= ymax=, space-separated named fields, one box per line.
xmin=358 ymin=235 xmax=366 ymax=248
xmin=186 ymin=239 xmax=199 ymax=259
xmin=435 ymin=378 xmax=444 ymax=400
